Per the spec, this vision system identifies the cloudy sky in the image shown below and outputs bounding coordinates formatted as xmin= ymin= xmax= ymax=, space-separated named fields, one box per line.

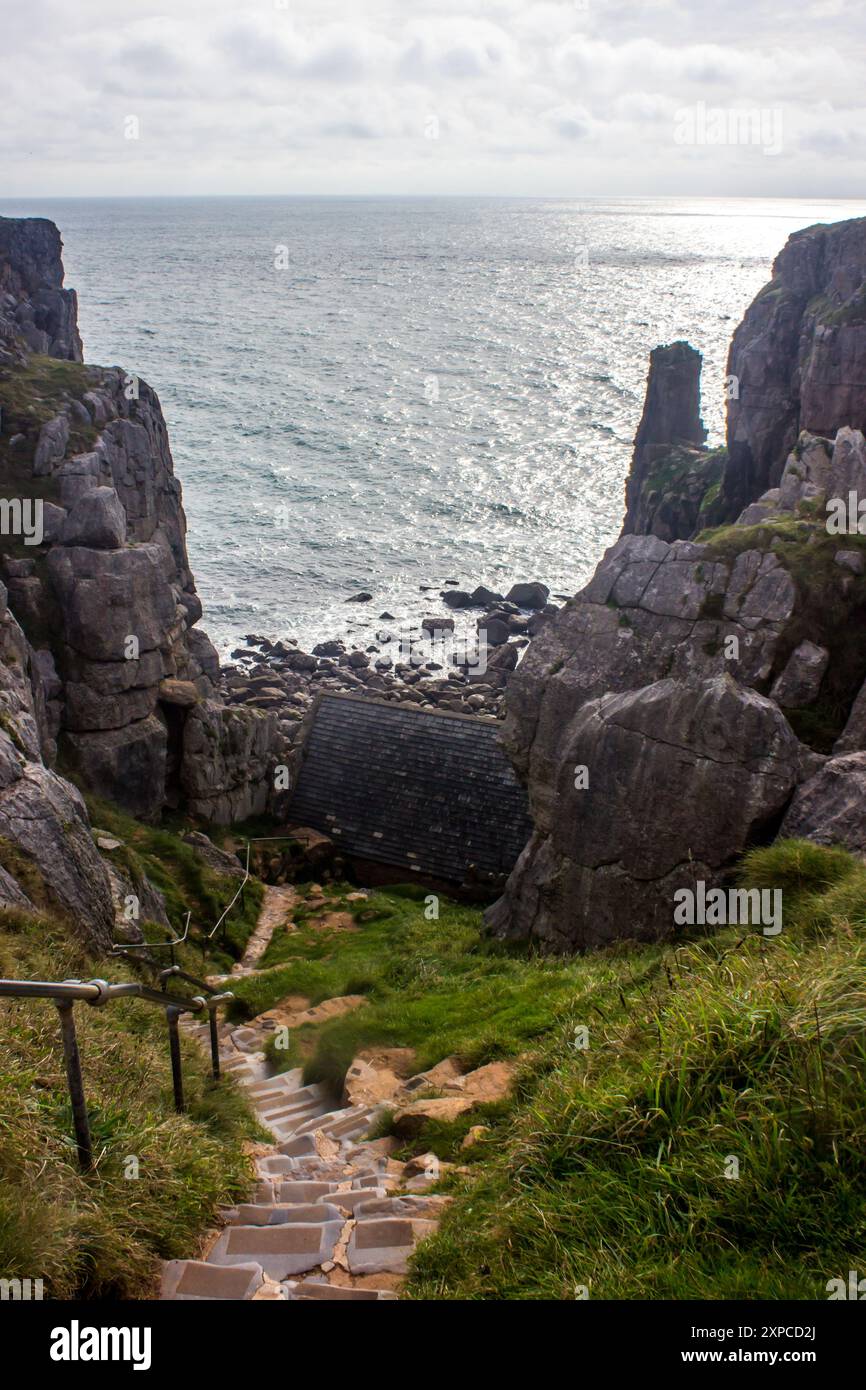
xmin=2 ymin=0 xmax=864 ymax=196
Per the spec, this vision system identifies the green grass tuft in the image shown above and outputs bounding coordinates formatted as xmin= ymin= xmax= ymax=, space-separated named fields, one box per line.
xmin=0 ymin=909 xmax=263 ymax=1299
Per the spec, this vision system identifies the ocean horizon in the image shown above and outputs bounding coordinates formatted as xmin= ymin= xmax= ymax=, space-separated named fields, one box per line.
xmin=3 ymin=193 xmax=865 ymax=655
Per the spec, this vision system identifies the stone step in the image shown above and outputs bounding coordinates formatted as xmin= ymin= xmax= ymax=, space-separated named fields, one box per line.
xmin=223 ymin=1202 xmax=343 ymax=1226
xmin=291 ymin=1105 xmax=357 ymax=1137
xmin=267 ymin=1117 xmax=332 ymax=1143
xmin=246 ymin=1070 xmax=304 ymax=1097
xmin=258 ymin=1099 xmax=330 ymax=1126
xmin=332 ymin=1188 xmax=387 ymax=1212
xmin=289 ymin=1281 xmax=397 ymax=1302
xmin=228 ymin=1026 xmax=261 ymax=1053
xmin=293 ymin=1104 xmax=373 ymax=1138
xmin=252 ymin=1082 xmax=328 ymax=1111
xmin=346 ymin=1218 xmax=438 ymax=1275
xmin=277 ymin=1133 xmax=319 ymax=1159
xmin=161 ymin=1260 xmax=264 ymax=1301
xmin=285 ymin=1164 xmax=364 ymax=1184
xmin=256 ymin=1155 xmax=314 ymax=1177
xmin=209 ymin=1221 xmax=345 ymax=1280
xmin=247 ymin=1087 xmax=305 ymax=1109
xmin=221 ymin=1055 xmax=259 ymax=1075
xmin=356 ymin=1194 xmax=451 ymax=1220
xmin=271 ymin=1179 xmax=340 ymax=1203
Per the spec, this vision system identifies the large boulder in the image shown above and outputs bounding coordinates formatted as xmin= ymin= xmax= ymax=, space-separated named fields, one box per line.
xmin=0 ymin=585 xmax=114 ymax=948
xmin=0 ymin=762 xmax=115 ymax=949
xmin=46 ymin=544 xmax=178 ymax=664
xmin=505 ymin=582 xmax=550 ymax=610
xmin=502 ymin=531 xmax=794 ymax=791
xmin=60 ymin=487 xmax=127 ymax=549
xmin=63 ymin=716 xmax=168 ymax=821
xmin=488 ymin=675 xmax=806 ymax=951
xmin=780 ymin=752 xmax=866 ymax=856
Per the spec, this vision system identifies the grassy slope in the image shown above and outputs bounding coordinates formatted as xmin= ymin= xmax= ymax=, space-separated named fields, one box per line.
xmin=0 ymin=807 xmax=269 ymax=1299
xmin=232 ymin=847 xmax=865 ymax=1300
xmin=0 ymin=907 xmax=264 ymax=1299
xmin=84 ymin=796 xmax=263 ymax=973
xmin=408 ymin=841 xmax=866 ymax=1299
xmin=227 ymin=882 xmax=629 ymax=1092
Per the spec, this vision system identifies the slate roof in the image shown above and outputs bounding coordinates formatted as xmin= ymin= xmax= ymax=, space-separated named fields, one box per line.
xmin=288 ymin=694 xmax=532 ymax=886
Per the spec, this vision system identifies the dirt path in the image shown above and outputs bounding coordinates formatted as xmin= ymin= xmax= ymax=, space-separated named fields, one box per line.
xmin=232 ymin=885 xmax=298 ymax=977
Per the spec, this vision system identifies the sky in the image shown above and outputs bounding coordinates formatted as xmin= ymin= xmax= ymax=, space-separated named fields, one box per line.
xmin=2 ymin=0 xmax=865 ymax=197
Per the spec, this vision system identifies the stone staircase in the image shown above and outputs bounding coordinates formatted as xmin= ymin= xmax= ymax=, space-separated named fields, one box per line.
xmin=161 ymin=1015 xmax=447 ymax=1301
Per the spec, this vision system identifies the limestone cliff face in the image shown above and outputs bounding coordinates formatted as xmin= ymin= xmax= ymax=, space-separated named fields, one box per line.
xmin=490 ymin=214 xmax=866 ymax=952
xmin=0 ymin=580 xmax=115 ymax=949
xmin=723 ymin=215 xmax=866 ymax=518
xmin=0 ymin=216 xmax=282 ymax=832
xmin=0 ymin=218 xmax=82 ymax=365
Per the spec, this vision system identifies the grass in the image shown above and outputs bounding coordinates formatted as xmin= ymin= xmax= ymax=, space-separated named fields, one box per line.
xmin=227 ymin=882 xmax=629 ymax=1097
xmin=0 ymin=906 xmax=264 ymax=1299
xmin=84 ymin=796 xmax=263 ymax=974
xmin=225 ymin=848 xmax=866 ymax=1298
xmin=404 ymin=840 xmax=866 ymax=1300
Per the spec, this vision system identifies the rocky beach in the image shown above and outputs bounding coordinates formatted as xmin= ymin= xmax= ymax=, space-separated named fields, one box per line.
xmin=221 ymin=579 xmax=561 ymax=734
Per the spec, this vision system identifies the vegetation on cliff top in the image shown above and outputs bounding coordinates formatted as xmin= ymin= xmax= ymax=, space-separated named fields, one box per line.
xmin=2 ymin=790 xmax=863 ymax=1300
xmin=0 ymin=906 xmax=263 ymax=1299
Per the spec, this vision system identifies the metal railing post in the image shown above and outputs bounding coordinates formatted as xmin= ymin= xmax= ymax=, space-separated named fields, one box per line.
xmin=166 ymin=1006 xmax=185 ymax=1114
xmin=55 ymin=1001 xmax=93 ymax=1172
xmin=208 ymin=1006 xmax=221 ymax=1080
xmin=1 ymin=976 xmax=233 ymax=1154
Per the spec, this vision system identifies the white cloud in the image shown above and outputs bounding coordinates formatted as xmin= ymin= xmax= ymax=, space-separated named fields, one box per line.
xmin=0 ymin=0 xmax=863 ymax=194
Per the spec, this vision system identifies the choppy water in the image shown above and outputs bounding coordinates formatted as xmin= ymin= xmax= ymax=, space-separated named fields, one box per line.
xmin=2 ymin=195 xmax=865 ymax=655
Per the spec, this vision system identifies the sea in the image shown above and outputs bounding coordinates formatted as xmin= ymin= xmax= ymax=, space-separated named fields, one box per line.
xmin=2 ymin=195 xmax=865 ymax=656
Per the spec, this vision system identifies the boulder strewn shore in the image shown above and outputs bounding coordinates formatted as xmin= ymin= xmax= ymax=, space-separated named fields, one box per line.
xmin=219 ymin=581 xmax=561 ymax=738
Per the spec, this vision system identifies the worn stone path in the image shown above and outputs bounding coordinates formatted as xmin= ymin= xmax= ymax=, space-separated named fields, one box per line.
xmin=231 ymin=884 xmax=298 ymax=977
xmin=161 ymin=887 xmax=450 ymax=1302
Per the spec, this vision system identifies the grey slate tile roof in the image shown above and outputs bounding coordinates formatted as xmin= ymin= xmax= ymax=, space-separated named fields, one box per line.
xmin=288 ymin=694 xmax=532 ymax=885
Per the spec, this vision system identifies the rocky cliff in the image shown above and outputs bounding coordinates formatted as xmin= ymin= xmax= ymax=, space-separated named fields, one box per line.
xmin=0 ymin=217 xmax=286 ymax=943
xmin=621 ymin=340 xmax=716 ymax=540
xmin=489 ymin=214 xmax=866 ymax=952
xmin=723 ymin=217 xmax=866 ymax=519
xmin=0 ymin=218 xmax=82 ymax=365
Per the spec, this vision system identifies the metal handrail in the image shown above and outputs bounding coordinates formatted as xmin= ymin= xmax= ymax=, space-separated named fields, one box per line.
xmin=0 ymin=973 xmax=234 ymax=1171
xmin=205 ymin=842 xmax=251 ymax=940
xmin=112 ymin=910 xmax=191 ymax=955
xmin=109 ymin=838 xmax=251 ymax=961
